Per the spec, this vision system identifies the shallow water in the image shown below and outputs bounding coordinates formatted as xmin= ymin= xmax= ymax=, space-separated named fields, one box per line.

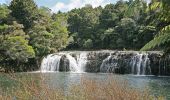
xmin=0 ymin=72 xmax=170 ymax=99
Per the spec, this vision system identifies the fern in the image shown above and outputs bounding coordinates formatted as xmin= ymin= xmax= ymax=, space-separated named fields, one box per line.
xmin=141 ymin=0 xmax=170 ymax=51
xmin=141 ymin=25 xmax=170 ymax=51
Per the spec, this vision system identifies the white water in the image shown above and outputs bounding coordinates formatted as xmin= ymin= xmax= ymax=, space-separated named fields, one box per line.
xmin=100 ymin=54 xmax=112 ymax=72
xmin=66 ymin=54 xmax=78 ymax=72
xmin=40 ymin=51 xmax=161 ymax=75
xmin=77 ymin=52 xmax=88 ymax=73
xmin=131 ymin=53 xmax=151 ymax=75
xmin=100 ymin=54 xmax=118 ymax=73
xmin=40 ymin=52 xmax=87 ymax=73
xmin=65 ymin=52 xmax=87 ymax=73
xmin=41 ymin=54 xmax=62 ymax=72
xmin=100 ymin=53 xmax=151 ymax=75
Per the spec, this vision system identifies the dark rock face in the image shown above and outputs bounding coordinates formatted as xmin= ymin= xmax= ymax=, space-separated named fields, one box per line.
xmin=158 ymin=55 xmax=170 ymax=76
xmin=85 ymin=52 xmax=110 ymax=72
xmin=59 ymin=55 xmax=70 ymax=72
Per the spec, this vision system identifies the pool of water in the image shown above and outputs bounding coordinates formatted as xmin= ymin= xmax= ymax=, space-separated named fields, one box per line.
xmin=0 ymin=72 xmax=170 ymax=99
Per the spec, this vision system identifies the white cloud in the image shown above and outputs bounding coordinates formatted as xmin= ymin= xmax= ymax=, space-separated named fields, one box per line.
xmin=52 ymin=2 xmax=65 ymax=11
xmin=51 ymin=0 xmax=111 ymax=13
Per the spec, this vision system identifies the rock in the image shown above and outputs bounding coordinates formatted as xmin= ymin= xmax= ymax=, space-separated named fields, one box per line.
xmin=59 ymin=55 xmax=70 ymax=72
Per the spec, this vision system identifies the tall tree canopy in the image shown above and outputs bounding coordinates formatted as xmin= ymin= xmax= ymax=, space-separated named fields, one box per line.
xmin=141 ymin=0 xmax=170 ymax=53
xmin=0 ymin=1 xmax=69 ymax=71
xmin=9 ymin=0 xmax=38 ymax=29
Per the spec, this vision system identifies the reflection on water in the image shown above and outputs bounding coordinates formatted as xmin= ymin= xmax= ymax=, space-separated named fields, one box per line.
xmin=0 ymin=72 xmax=170 ymax=99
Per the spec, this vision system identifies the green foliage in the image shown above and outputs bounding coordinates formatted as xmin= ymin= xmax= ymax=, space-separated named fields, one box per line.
xmin=99 ymin=4 xmax=118 ymax=28
xmin=83 ymin=39 xmax=93 ymax=49
xmin=0 ymin=0 xmax=69 ymax=71
xmin=36 ymin=6 xmax=52 ymax=28
xmin=136 ymin=26 xmax=156 ymax=48
xmin=0 ymin=21 xmax=35 ymax=61
xmin=50 ymin=13 xmax=69 ymax=51
xmin=29 ymin=24 xmax=53 ymax=57
xmin=66 ymin=0 xmax=154 ymax=50
xmin=125 ymin=0 xmax=147 ymax=18
xmin=141 ymin=0 xmax=170 ymax=52
xmin=9 ymin=0 xmax=38 ymax=29
xmin=141 ymin=25 xmax=170 ymax=51
xmin=3 ymin=36 xmax=35 ymax=62
xmin=67 ymin=5 xmax=101 ymax=49
xmin=29 ymin=12 xmax=69 ymax=58
xmin=0 ymin=4 xmax=10 ymax=20
xmin=0 ymin=24 xmax=8 ymax=33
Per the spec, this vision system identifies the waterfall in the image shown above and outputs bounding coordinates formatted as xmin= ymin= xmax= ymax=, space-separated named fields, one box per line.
xmin=66 ymin=54 xmax=78 ymax=72
xmin=159 ymin=59 xmax=161 ymax=75
xmin=40 ymin=51 xmax=164 ymax=75
xmin=100 ymin=54 xmax=118 ymax=73
xmin=100 ymin=54 xmax=112 ymax=73
xmin=77 ymin=52 xmax=88 ymax=72
xmin=40 ymin=52 xmax=87 ymax=73
xmin=130 ymin=53 xmax=151 ymax=75
xmin=159 ymin=57 xmax=170 ymax=76
xmin=100 ymin=53 xmax=152 ymax=75
xmin=41 ymin=54 xmax=62 ymax=72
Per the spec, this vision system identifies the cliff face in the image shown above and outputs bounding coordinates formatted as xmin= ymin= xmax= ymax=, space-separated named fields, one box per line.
xmin=41 ymin=51 xmax=170 ymax=75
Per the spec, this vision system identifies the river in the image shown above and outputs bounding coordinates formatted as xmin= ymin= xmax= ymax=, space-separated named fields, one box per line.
xmin=0 ymin=72 xmax=170 ymax=99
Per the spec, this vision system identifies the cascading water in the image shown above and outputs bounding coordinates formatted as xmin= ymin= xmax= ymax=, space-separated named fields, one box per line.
xmin=158 ymin=56 xmax=170 ymax=75
xmin=66 ymin=54 xmax=79 ymax=72
xmin=142 ymin=54 xmax=151 ymax=75
xmin=40 ymin=52 xmax=87 ymax=73
xmin=77 ymin=52 xmax=88 ymax=73
xmin=41 ymin=54 xmax=62 ymax=72
xmin=130 ymin=53 xmax=151 ymax=75
xmin=40 ymin=51 xmax=165 ymax=75
xmin=100 ymin=54 xmax=112 ymax=73
xmin=100 ymin=54 xmax=119 ymax=73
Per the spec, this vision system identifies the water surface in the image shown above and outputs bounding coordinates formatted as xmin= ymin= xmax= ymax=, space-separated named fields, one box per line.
xmin=0 ymin=72 xmax=170 ymax=99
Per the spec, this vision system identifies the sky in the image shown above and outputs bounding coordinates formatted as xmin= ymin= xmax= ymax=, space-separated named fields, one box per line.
xmin=0 ymin=0 xmax=125 ymax=12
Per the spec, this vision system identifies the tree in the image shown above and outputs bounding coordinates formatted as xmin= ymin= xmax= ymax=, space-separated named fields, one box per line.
xmin=29 ymin=12 xmax=69 ymax=57
xmin=101 ymin=28 xmax=117 ymax=49
xmin=36 ymin=6 xmax=52 ymax=29
xmin=83 ymin=39 xmax=93 ymax=49
xmin=3 ymin=36 xmax=35 ymax=62
xmin=50 ymin=13 xmax=69 ymax=51
xmin=9 ymin=0 xmax=38 ymax=29
xmin=29 ymin=24 xmax=53 ymax=57
xmin=67 ymin=5 xmax=101 ymax=49
xmin=0 ymin=4 xmax=35 ymax=71
xmin=0 ymin=21 xmax=35 ymax=63
xmin=114 ymin=18 xmax=137 ymax=49
xmin=114 ymin=0 xmax=128 ymax=19
xmin=141 ymin=0 xmax=170 ymax=53
xmin=136 ymin=25 xmax=156 ymax=48
xmin=99 ymin=4 xmax=118 ymax=28
xmin=97 ymin=1 xmax=129 ymax=49
xmin=0 ymin=4 xmax=10 ymax=22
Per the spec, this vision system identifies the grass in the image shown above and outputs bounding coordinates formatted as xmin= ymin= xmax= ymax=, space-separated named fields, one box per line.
xmin=0 ymin=74 xmax=165 ymax=100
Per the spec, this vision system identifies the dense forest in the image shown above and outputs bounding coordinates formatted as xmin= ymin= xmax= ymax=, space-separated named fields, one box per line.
xmin=0 ymin=0 xmax=169 ymax=72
